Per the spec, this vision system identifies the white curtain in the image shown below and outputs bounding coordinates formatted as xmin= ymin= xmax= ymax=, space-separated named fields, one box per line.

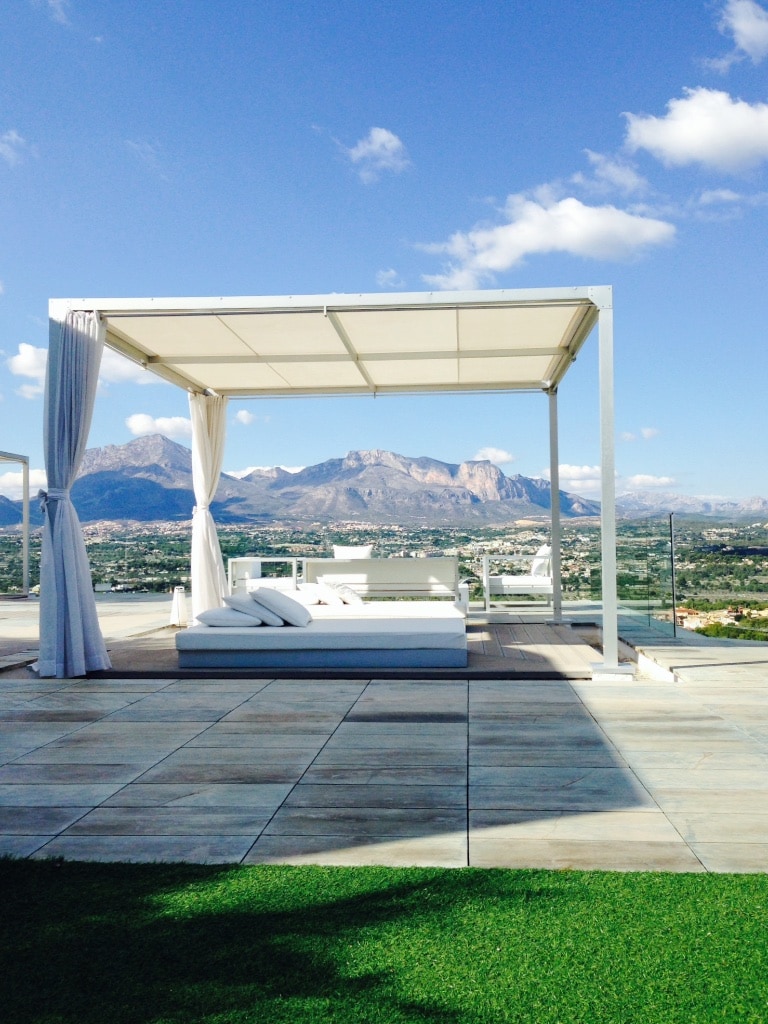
xmin=189 ymin=392 xmax=228 ymax=620
xmin=36 ymin=311 xmax=111 ymax=677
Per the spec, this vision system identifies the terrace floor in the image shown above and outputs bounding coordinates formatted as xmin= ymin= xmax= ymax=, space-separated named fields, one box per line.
xmin=1 ymin=594 xmax=767 ymax=872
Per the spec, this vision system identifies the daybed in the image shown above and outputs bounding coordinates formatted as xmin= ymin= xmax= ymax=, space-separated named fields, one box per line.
xmin=175 ymin=587 xmax=468 ymax=669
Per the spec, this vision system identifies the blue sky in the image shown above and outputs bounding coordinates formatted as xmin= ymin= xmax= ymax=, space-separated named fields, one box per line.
xmin=1 ymin=0 xmax=767 ymax=503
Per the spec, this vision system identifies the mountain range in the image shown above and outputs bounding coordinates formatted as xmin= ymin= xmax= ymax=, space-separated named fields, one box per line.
xmin=1 ymin=434 xmax=766 ymax=527
xmin=1 ymin=435 xmax=597 ymax=526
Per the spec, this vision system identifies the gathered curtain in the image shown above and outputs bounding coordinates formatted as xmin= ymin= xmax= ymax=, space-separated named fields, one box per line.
xmin=36 ymin=311 xmax=111 ymax=678
xmin=189 ymin=392 xmax=228 ymax=620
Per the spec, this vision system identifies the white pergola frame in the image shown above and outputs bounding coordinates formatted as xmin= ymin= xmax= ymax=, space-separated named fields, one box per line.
xmin=48 ymin=285 xmax=628 ymax=677
xmin=0 ymin=450 xmax=30 ymax=597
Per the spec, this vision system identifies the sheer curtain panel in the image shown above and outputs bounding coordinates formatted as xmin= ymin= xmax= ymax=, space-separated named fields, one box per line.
xmin=36 ymin=311 xmax=111 ymax=677
xmin=189 ymin=392 xmax=228 ymax=620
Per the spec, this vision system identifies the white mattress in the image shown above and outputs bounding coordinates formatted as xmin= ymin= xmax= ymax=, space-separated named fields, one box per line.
xmin=176 ymin=614 xmax=466 ymax=652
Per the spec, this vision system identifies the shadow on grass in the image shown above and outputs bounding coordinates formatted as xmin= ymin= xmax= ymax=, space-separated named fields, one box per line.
xmin=0 ymin=859 xmax=564 ymax=1024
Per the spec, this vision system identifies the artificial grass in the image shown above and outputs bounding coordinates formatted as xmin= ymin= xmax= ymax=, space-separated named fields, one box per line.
xmin=1 ymin=860 xmax=767 ymax=1023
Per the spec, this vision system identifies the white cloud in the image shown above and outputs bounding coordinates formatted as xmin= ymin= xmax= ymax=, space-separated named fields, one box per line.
xmin=99 ymin=348 xmax=160 ymax=386
xmin=421 ymin=192 xmax=675 ymax=289
xmin=624 ymin=474 xmax=676 ymax=489
xmin=554 ymin=464 xmax=603 ymax=495
xmin=376 ymin=268 xmax=405 ymax=288
xmin=473 ymin=446 xmax=515 ymax=466
xmin=573 ymin=150 xmax=649 ymax=195
xmin=0 ymin=468 xmax=47 ymax=501
xmin=718 ymin=0 xmax=768 ymax=64
xmin=7 ymin=343 xmax=46 ymax=398
xmin=126 ymin=413 xmax=192 ymax=439
xmin=640 ymin=426 xmax=660 ymax=440
xmin=46 ymin=0 xmax=70 ymax=24
xmin=699 ymin=187 xmax=743 ymax=204
xmin=625 ymin=88 xmax=768 ymax=173
xmin=620 ymin=431 xmax=637 ymax=442
xmin=235 ymin=409 xmax=256 ymax=425
xmin=346 ymin=127 xmax=410 ymax=183
xmin=0 ymin=130 xmax=28 ymax=167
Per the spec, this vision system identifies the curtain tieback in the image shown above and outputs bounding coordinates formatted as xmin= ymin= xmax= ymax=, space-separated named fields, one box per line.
xmin=38 ymin=487 xmax=70 ymax=512
xmin=192 ymin=503 xmax=210 ymax=514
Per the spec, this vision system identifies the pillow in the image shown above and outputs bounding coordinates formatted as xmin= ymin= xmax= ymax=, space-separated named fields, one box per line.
xmin=224 ymin=593 xmax=281 ymax=624
xmin=294 ymin=582 xmax=323 ymax=606
xmin=312 ymin=580 xmax=346 ymax=606
xmin=331 ymin=583 xmax=364 ymax=605
xmin=332 ymin=544 xmax=373 ymax=559
xmin=197 ymin=607 xmax=263 ymax=627
xmin=249 ymin=586 xmax=313 ymax=627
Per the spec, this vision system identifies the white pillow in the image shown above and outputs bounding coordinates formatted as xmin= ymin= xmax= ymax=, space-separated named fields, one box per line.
xmin=197 ymin=607 xmax=263 ymax=627
xmin=333 ymin=545 xmax=373 ymax=559
xmin=331 ymin=583 xmax=364 ymax=605
xmin=224 ymin=593 xmax=281 ymax=624
xmin=249 ymin=586 xmax=313 ymax=627
xmin=295 ymin=583 xmax=323 ymax=606
xmin=313 ymin=581 xmax=346 ymax=606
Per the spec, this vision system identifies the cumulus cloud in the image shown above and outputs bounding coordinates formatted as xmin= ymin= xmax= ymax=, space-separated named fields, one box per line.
xmin=554 ymin=464 xmax=603 ymax=495
xmin=126 ymin=413 xmax=192 ymax=439
xmin=572 ymin=150 xmax=649 ymax=195
xmin=0 ymin=468 xmax=48 ymax=501
xmin=473 ymin=446 xmax=515 ymax=466
xmin=0 ymin=130 xmax=29 ymax=167
xmin=421 ymin=191 xmax=675 ymax=289
xmin=7 ymin=343 xmax=47 ymax=398
xmin=376 ymin=268 xmax=405 ymax=288
xmin=99 ymin=348 xmax=160 ymax=386
xmin=711 ymin=0 xmax=768 ymax=69
xmin=235 ymin=409 xmax=256 ymax=425
xmin=625 ymin=88 xmax=768 ymax=173
xmin=624 ymin=474 xmax=676 ymax=489
xmin=346 ymin=127 xmax=410 ymax=183
xmin=640 ymin=426 xmax=660 ymax=440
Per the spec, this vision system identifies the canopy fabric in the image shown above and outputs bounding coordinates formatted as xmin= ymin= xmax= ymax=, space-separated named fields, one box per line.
xmin=36 ymin=311 xmax=111 ymax=678
xmin=189 ymin=392 xmax=228 ymax=620
xmin=60 ymin=287 xmax=605 ymax=399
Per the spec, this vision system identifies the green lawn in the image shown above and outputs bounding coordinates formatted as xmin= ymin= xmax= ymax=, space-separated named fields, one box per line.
xmin=2 ymin=860 xmax=767 ymax=1023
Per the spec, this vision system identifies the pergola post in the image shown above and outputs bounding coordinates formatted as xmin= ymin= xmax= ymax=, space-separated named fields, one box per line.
xmin=592 ymin=287 xmax=632 ymax=679
xmin=547 ymin=389 xmax=563 ymax=623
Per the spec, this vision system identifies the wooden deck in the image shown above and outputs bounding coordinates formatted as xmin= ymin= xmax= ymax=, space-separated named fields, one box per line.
xmin=466 ymin=616 xmax=600 ymax=678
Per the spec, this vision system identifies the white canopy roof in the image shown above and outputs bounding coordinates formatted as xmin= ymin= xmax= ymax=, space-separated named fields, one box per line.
xmin=51 ymin=286 xmax=608 ymax=398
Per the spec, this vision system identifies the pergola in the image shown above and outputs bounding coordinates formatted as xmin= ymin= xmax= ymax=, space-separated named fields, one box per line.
xmin=41 ymin=285 xmax=628 ymax=679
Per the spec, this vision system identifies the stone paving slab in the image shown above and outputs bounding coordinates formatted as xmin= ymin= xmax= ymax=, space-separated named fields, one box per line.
xmin=1 ymin=612 xmax=767 ymax=871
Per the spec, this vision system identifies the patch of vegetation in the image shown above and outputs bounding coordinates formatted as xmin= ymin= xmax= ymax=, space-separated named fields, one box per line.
xmin=1 ymin=860 xmax=767 ymax=1023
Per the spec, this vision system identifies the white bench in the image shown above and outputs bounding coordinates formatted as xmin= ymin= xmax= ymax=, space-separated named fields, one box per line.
xmin=482 ymin=547 xmax=553 ymax=610
xmin=303 ymin=556 xmax=469 ymax=611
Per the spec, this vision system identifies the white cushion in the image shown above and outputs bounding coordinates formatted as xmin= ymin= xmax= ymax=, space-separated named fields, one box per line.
xmin=332 ymin=544 xmax=373 ymax=559
xmin=250 ymin=586 xmax=313 ymax=627
xmin=313 ymin=581 xmax=346 ymax=606
xmin=224 ymin=594 xmax=273 ymax=622
xmin=331 ymin=583 xmax=364 ymax=605
xmin=197 ymin=606 xmax=263 ymax=627
xmin=531 ymin=545 xmax=552 ymax=577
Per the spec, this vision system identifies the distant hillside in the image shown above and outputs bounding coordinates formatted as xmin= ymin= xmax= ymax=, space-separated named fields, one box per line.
xmin=46 ymin=435 xmax=603 ymax=525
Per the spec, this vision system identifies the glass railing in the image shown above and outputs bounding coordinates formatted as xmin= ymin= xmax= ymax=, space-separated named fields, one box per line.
xmin=616 ymin=514 xmax=678 ymax=637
